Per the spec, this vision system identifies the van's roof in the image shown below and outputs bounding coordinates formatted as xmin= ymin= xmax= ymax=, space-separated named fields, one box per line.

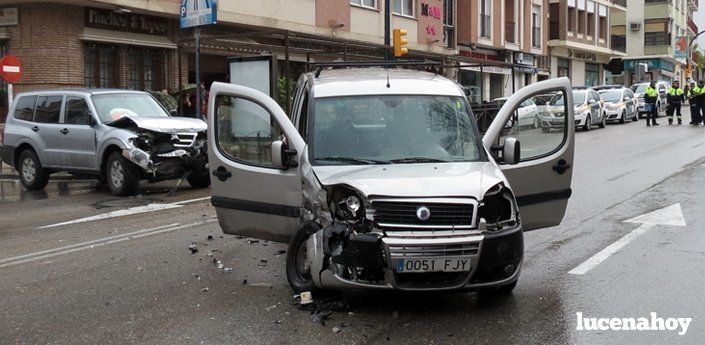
xmin=14 ymin=89 xmax=149 ymax=97
xmin=308 ymin=68 xmax=464 ymax=98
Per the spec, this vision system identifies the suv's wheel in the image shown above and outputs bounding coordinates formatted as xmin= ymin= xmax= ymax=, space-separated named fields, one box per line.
xmin=106 ymin=151 xmax=139 ymax=196
xmin=186 ymin=170 xmax=211 ymax=188
xmin=18 ymin=149 xmax=49 ymax=190
xmin=583 ymin=115 xmax=591 ymax=131
xmin=632 ymin=110 xmax=639 ymax=121
xmin=619 ymin=110 xmax=626 ymax=124
xmin=286 ymin=223 xmax=319 ymax=293
xmin=599 ymin=113 xmax=607 ymax=128
xmin=532 ymin=115 xmax=540 ymax=129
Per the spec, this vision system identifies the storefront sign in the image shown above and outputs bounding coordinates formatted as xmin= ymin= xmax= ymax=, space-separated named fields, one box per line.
xmin=180 ymin=0 xmax=218 ymax=28
xmin=513 ymin=52 xmax=534 ymax=66
xmin=0 ymin=7 xmax=17 ymax=27
xmin=86 ymin=8 xmax=168 ymax=36
xmin=461 ymin=66 xmax=512 ymax=75
xmin=458 ymin=50 xmax=499 ymax=61
xmin=624 ymin=59 xmax=675 ymax=72
xmin=418 ymin=0 xmax=442 ymax=44
xmin=568 ymin=49 xmax=597 ymax=61
xmin=514 ymin=65 xmax=538 ymax=74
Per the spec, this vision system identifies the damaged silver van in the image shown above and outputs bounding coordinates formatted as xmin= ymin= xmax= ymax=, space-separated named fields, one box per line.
xmin=208 ymin=68 xmax=574 ymax=293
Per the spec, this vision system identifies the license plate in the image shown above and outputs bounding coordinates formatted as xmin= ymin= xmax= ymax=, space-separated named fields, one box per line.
xmin=394 ymin=257 xmax=471 ymax=273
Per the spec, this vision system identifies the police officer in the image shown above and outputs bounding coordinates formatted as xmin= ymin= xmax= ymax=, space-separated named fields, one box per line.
xmin=697 ymin=80 xmax=705 ymax=126
xmin=666 ymin=80 xmax=684 ymax=125
xmin=644 ymin=80 xmax=660 ymax=126
xmin=688 ymin=81 xmax=701 ymax=125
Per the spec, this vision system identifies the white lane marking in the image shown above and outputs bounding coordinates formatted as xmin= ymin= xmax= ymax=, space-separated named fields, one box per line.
xmin=38 ymin=203 xmax=183 ymax=229
xmin=0 ymin=219 xmax=217 ymax=269
xmin=36 ymin=196 xmax=211 ymax=229
xmin=569 ymin=203 xmax=686 ymax=275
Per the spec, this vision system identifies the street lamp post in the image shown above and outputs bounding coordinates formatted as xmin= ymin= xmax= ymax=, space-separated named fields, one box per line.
xmin=687 ymin=30 xmax=705 ymax=81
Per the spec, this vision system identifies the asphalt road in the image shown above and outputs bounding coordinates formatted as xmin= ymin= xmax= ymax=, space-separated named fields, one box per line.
xmin=2 ymin=108 xmax=705 ymax=344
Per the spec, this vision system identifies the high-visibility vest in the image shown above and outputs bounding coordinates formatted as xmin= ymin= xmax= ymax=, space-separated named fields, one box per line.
xmin=645 ymin=87 xmax=658 ymax=98
xmin=668 ymin=88 xmax=683 ymax=96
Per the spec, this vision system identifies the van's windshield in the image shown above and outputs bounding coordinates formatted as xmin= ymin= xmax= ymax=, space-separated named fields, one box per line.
xmin=312 ymin=95 xmax=484 ymax=165
xmin=92 ymin=93 xmax=169 ymax=123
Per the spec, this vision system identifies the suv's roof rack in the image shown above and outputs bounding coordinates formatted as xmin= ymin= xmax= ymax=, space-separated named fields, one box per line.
xmin=309 ymin=60 xmax=441 ymax=78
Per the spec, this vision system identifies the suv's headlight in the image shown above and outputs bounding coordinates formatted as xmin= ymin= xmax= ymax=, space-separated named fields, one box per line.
xmin=478 ymin=183 xmax=518 ymax=233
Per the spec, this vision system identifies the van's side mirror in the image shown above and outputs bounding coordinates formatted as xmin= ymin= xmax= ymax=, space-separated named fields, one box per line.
xmin=503 ymin=138 xmax=521 ymax=165
xmin=271 ymin=140 xmax=298 ymax=169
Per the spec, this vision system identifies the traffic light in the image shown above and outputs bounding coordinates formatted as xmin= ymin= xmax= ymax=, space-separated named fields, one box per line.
xmin=393 ymin=28 xmax=408 ymax=58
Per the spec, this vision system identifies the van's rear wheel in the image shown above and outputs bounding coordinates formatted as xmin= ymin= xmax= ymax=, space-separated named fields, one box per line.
xmin=18 ymin=149 xmax=49 ymax=190
xmin=106 ymin=152 xmax=139 ymax=196
xmin=286 ymin=223 xmax=318 ymax=293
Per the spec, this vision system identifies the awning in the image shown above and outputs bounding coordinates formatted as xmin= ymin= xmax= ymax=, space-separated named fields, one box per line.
xmin=80 ymin=27 xmax=177 ymax=49
xmin=461 ymin=66 xmax=512 ymax=75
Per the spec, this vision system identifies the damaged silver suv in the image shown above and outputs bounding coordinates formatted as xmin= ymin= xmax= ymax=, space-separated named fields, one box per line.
xmin=208 ymin=68 xmax=575 ymax=294
xmin=1 ymin=89 xmax=210 ymax=196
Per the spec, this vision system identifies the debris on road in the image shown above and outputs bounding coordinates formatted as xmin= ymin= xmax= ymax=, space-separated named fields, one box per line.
xmin=311 ymin=310 xmax=332 ymax=325
xmin=247 ymin=239 xmax=259 ymax=244
xmin=274 ymin=250 xmax=287 ymax=256
xmin=248 ymin=282 xmax=273 ymax=288
xmin=299 ymin=291 xmax=313 ymax=305
xmin=332 ymin=326 xmax=341 ymax=333
xmin=265 ymin=304 xmax=277 ymax=311
xmin=201 ymin=287 xmax=209 ymax=292
xmin=188 ymin=243 xmax=198 ymax=254
xmin=223 ymin=267 xmax=234 ymax=273
xmin=207 ymin=235 xmax=213 ymax=241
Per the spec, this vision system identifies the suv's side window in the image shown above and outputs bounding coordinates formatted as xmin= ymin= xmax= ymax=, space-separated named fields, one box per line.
xmin=13 ymin=96 xmax=37 ymax=122
xmin=215 ymin=95 xmax=286 ymax=168
xmin=35 ymin=96 xmax=63 ymax=124
xmin=64 ymin=97 xmax=91 ymax=125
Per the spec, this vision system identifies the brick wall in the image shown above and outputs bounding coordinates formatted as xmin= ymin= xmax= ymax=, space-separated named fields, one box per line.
xmin=7 ymin=3 xmax=85 ymax=93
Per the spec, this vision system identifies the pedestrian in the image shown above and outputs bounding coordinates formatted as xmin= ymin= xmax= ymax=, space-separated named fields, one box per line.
xmin=644 ymin=80 xmax=660 ymax=126
xmin=688 ymin=81 xmax=700 ymax=125
xmin=666 ymin=80 xmax=684 ymax=125
xmin=697 ymin=80 xmax=705 ymax=126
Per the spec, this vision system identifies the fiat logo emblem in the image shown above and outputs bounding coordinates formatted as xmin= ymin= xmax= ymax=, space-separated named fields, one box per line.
xmin=416 ymin=206 xmax=431 ymax=221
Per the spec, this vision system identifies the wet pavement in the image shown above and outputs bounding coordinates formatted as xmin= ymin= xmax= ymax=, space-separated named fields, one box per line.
xmin=2 ymin=109 xmax=705 ymax=344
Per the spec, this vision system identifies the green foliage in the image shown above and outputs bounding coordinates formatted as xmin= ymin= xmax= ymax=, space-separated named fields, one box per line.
xmin=277 ymin=77 xmax=295 ymax=111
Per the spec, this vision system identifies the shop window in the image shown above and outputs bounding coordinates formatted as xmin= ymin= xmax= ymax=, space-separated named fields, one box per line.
xmin=557 ymin=58 xmax=570 ymax=79
xmin=128 ymin=49 xmax=163 ymax=91
xmin=84 ymin=45 xmax=117 ymax=88
xmin=393 ymin=0 xmax=415 ymax=17
xmin=585 ymin=63 xmax=599 ymax=87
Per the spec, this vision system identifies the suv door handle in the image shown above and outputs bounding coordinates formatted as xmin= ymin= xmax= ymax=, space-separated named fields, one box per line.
xmin=553 ymin=159 xmax=571 ymax=174
xmin=212 ymin=166 xmax=232 ymax=181
xmin=59 ymin=128 xmax=69 ymax=135
xmin=31 ymin=126 xmax=39 ymax=132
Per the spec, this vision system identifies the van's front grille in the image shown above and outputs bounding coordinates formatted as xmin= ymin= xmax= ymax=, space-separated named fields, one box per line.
xmin=388 ymin=242 xmax=480 ymax=258
xmin=172 ymin=133 xmax=198 ymax=148
xmin=371 ymin=200 xmax=475 ymax=228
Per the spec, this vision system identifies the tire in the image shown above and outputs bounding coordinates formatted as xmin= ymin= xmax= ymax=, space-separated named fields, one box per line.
xmin=186 ymin=170 xmax=211 ymax=188
xmin=619 ymin=110 xmax=626 ymax=124
xmin=542 ymin=126 xmax=550 ymax=133
xmin=599 ymin=113 xmax=606 ymax=128
xmin=106 ymin=151 xmax=139 ymax=196
xmin=286 ymin=223 xmax=319 ymax=293
xmin=655 ymin=102 xmax=660 ymax=117
xmin=532 ymin=116 xmax=540 ymax=129
xmin=583 ymin=115 xmax=591 ymax=131
xmin=17 ymin=149 xmax=49 ymax=190
xmin=632 ymin=110 xmax=638 ymax=121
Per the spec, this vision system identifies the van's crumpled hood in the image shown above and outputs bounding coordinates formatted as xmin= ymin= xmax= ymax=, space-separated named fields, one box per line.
xmin=107 ymin=116 xmax=207 ymax=134
xmin=312 ymin=162 xmax=507 ymax=199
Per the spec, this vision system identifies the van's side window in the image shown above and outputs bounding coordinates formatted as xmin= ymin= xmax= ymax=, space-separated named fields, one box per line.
xmin=64 ymin=97 xmax=91 ymax=125
xmin=298 ymin=91 xmax=309 ymax=140
xmin=215 ymin=95 xmax=285 ymax=168
xmin=35 ymin=96 xmax=63 ymax=124
xmin=13 ymin=96 xmax=37 ymax=122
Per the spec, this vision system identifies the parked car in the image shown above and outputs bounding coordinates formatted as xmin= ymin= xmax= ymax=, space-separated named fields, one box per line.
xmin=207 ymin=68 xmax=575 ymax=295
xmin=631 ymin=81 xmax=669 ymax=117
xmin=598 ymin=87 xmax=638 ymax=123
xmin=1 ymin=89 xmax=210 ymax=196
xmin=492 ymin=97 xmax=540 ymax=129
xmin=538 ymin=93 xmax=568 ymax=133
xmin=569 ymin=88 xmax=605 ymax=131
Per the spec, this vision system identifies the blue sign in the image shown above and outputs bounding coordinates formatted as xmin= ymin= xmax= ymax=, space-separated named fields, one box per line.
xmin=623 ymin=58 xmax=675 ymax=72
xmin=180 ymin=0 xmax=217 ymax=28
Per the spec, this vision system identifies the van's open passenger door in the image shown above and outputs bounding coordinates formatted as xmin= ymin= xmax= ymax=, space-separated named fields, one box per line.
xmin=482 ymin=78 xmax=575 ymax=231
xmin=207 ymin=82 xmax=306 ymax=243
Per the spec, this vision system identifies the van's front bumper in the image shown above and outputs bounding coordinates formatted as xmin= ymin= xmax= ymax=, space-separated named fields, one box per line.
xmin=312 ymin=225 xmax=523 ymax=291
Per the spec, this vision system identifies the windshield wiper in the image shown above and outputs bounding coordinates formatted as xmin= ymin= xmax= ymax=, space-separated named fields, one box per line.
xmin=389 ymin=157 xmax=450 ymax=164
xmin=316 ymin=156 xmax=390 ymax=165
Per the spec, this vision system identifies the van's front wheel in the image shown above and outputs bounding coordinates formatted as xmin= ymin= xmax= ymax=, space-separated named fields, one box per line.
xmin=286 ymin=223 xmax=318 ymax=293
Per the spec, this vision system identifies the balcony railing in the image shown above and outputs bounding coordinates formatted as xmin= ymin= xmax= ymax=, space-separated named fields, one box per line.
xmin=688 ymin=17 xmax=698 ymax=34
xmin=645 ymin=0 xmax=670 ymax=4
xmin=505 ymin=22 xmax=515 ymax=43
xmin=611 ymin=0 xmax=627 ymax=7
xmin=688 ymin=0 xmax=698 ymax=10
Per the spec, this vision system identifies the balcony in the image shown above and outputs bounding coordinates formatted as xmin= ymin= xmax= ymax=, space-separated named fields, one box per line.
xmin=688 ymin=0 xmax=698 ymax=11
xmin=688 ymin=17 xmax=698 ymax=35
xmin=505 ymin=22 xmax=516 ymax=44
xmin=611 ymin=0 xmax=627 ymax=7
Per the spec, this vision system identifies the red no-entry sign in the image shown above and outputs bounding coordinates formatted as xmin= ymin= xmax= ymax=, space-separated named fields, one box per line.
xmin=0 ymin=55 xmax=22 ymax=83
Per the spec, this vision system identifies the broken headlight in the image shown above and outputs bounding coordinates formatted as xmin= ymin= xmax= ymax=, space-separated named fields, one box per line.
xmin=478 ymin=183 xmax=518 ymax=232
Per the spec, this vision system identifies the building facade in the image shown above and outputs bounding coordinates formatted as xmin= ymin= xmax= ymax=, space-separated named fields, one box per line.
xmin=0 ymin=0 xmax=555 ymax=121
xmin=610 ymin=0 xmax=699 ymax=86
xmin=547 ymin=0 xmax=626 ymax=86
